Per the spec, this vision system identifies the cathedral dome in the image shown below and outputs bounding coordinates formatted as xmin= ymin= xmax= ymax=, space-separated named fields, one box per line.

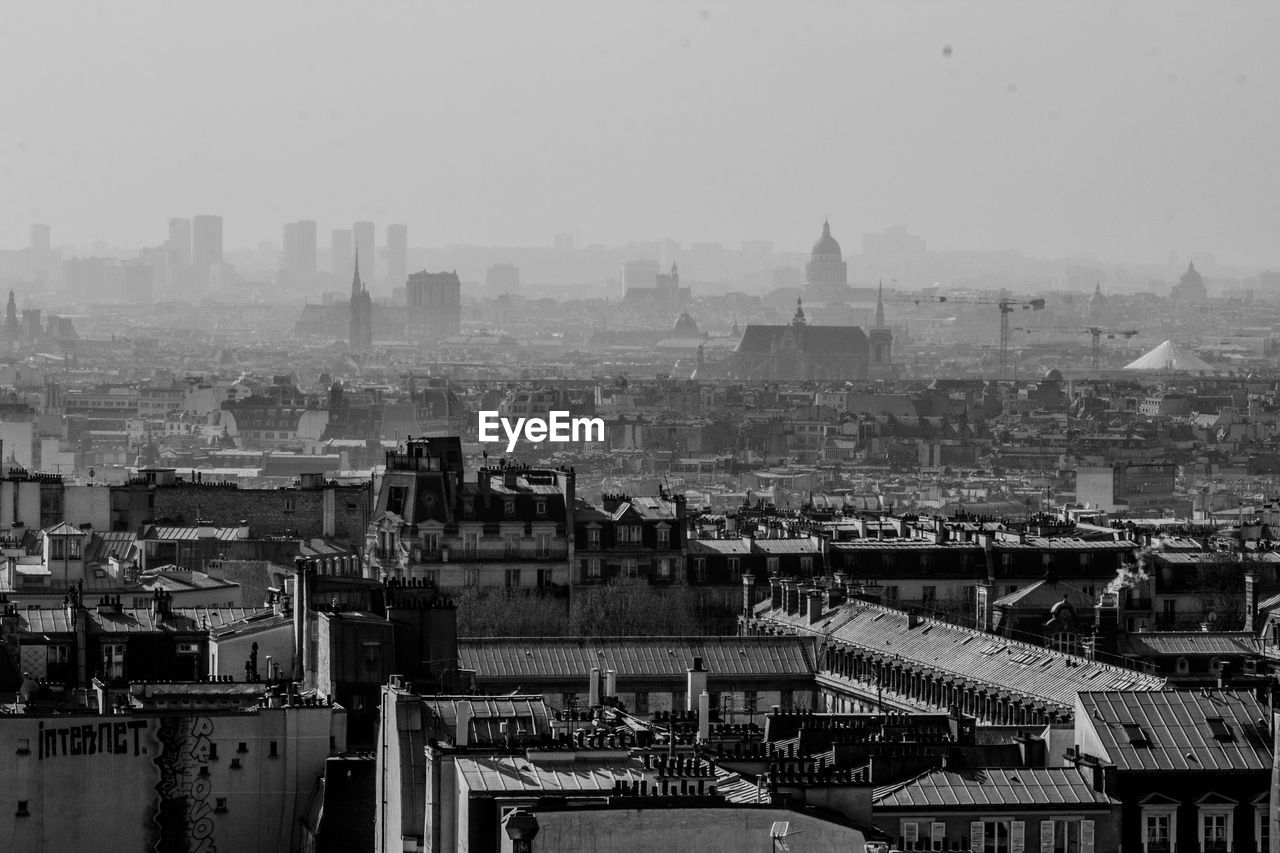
xmin=673 ymin=311 xmax=700 ymax=337
xmin=1180 ymin=261 xmax=1203 ymax=287
xmin=811 ymin=220 xmax=842 ymax=259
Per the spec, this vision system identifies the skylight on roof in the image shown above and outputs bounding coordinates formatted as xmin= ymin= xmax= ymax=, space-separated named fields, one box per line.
xmin=1120 ymin=722 xmax=1150 ymax=746
xmin=979 ymin=642 xmax=1005 ymax=656
xmin=1010 ymin=652 xmax=1039 ymax=666
xmin=1205 ymin=717 xmax=1235 ymax=742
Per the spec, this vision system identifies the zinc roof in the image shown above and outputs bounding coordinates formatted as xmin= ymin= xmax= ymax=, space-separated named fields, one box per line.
xmin=873 ymin=767 xmax=1114 ymax=809
xmin=757 ymin=600 xmax=1165 ymax=711
xmin=460 ymin=636 xmax=816 ymax=683
xmin=454 ymin=754 xmax=644 ymax=793
xmin=1076 ymin=689 xmax=1271 ymax=771
xmin=1118 ymin=632 xmax=1260 ymax=657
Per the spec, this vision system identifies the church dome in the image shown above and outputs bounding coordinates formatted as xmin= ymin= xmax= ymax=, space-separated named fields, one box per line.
xmin=811 ymin=220 xmax=842 ymax=259
xmin=1180 ymin=261 xmax=1203 ymax=286
xmin=673 ymin=311 xmax=699 ymax=337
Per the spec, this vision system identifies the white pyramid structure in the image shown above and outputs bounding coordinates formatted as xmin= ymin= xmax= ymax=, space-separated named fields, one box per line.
xmin=1123 ymin=339 xmax=1213 ymax=372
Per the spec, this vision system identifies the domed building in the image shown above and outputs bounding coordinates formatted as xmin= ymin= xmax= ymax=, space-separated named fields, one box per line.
xmin=672 ymin=311 xmax=700 ymax=338
xmin=1171 ymin=260 xmax=1207 ymax=301
xmin=803 ymin=219 xmax=849 ymax=299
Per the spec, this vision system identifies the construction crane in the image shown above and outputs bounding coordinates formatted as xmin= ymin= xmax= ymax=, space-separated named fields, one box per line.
xmin=894 ymin=293 xmax=1045 ymax=379
xmin=1014 ymin=326 xmax=1140 ymax=370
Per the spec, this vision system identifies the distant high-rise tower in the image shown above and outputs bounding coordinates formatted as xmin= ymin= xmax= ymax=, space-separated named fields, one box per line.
xmin=168 ymin=218 xmax=192 ymax=266
xmin=332 ymin=229 xmax=354 ymax=278
xmin=30 ymin=224 xmax=51 ymax=255
xmin=283 ymin=220 xmax=317 ymax=276
xmin=192 ymin=214 xmax=223 ymax=285
xmin=348 ymin=249 xmax=374 ymax=352
xmin=4 ymin=290 xmax=18 ymax=340
xmin=353 ymin=221 xmax=375 ymax=283
xmin=386 ymin=224 xmax=407 ymax=288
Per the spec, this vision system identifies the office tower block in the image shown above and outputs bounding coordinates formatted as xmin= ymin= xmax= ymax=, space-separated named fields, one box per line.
xmin=192 ymin=214 xmax=224 ymax=270
xmin=168 ymin=218 xmax=192 ymax=266
xmin=283 ymin=220 xmax=317 ymax=275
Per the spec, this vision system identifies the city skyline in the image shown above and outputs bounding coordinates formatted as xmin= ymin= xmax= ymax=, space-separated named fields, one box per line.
xmin=2 ymin=1 xmax=1279 ymax=266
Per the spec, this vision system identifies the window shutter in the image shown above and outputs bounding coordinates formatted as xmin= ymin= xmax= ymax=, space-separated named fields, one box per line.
xmin=1040 ymin=820 xmax=1055 ymax=853
xmin=1081 ymin=819 xmax=1095 ymax=853
xmin=1142 ymin=815 xmax=1149 ymax=844
xmin=904 ymin=822 xmax=918 ymax=844
xmin=931 ymin=822 xmax=946 ymax=849
xmin=1011 ymin=820 xmax=1025 ymax=853
xmin=970 ymin=822 xmax=985 ymax=852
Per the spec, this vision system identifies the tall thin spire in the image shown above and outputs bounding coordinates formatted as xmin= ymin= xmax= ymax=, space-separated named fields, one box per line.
xmin=351 ymin=245 xmax=363 ymax=296
xmin=875 ymin=279 xmax=885 ymax=328
xmin=793 ymin=296 xmax=807 ymax=326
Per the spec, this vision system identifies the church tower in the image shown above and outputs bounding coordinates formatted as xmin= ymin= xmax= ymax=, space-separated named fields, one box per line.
xmin=348 ymin=248 xmax=373 ymax=352
xmin=868 ymin=280 xmax=894 ymax=378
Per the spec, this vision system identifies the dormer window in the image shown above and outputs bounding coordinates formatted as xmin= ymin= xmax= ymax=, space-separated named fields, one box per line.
xmin=535 ymin=500 xmax=547 ymax=517
xmin=463 ymin=499 xmax=475 ymax=518
xmin=504 ymin=500 xmax=515 ymax=518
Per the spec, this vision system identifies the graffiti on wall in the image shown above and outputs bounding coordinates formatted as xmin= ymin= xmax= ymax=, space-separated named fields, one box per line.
xmin=151 ymin=716 xmax=218 ymax=853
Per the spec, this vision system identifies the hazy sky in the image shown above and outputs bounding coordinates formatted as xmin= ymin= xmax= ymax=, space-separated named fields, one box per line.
xmin=3 ymin=1 xmax=1278 ymax=265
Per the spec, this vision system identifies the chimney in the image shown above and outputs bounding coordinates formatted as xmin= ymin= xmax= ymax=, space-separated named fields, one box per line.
xmin=769 ymin=577 xmax=783 ymax=611
xmin=741 ymin=573 xmax=756 ymax=620
xmin=1244 ymin=569 xmax=1257 ymax=633
xmin=976 ymin=578 xmax=995 ymax=633
xmin=697 ymin=690 xmax=711 ymax=742
xmin=686 ymin=657 xmax=707 ymax=712
xmin=1092 ymin=592 xmax=1121 ymax=658
xmin=456 ymin=700 xmax=473 ymax=747
xmin=604 ymin=670 xmax=617 ymax=698
xmin=782 ymin=581 xmax=799 ymax=615
xmin=588 ymin=666 xmax=601 ymax=706
xmin=807 ymin=589 xmax=823 ymax=625
xmin=292 ymin=562 xmax=309 ymax=683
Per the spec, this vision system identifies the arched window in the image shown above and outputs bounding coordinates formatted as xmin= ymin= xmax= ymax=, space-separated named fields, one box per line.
xmin=1208 ymin=657 xmax=1222 ymax=675
xmin=1050 ymin=632 xmax=1078 ymax=655
xmin=1175 ymin=657 xmax=1190 ymax=675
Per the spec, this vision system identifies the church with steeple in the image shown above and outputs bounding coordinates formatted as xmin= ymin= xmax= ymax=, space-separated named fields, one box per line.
xmin=728 ymin=220 xmax=893 ymax=380
xmin=348 ymin=249 xmax=373 ymax=352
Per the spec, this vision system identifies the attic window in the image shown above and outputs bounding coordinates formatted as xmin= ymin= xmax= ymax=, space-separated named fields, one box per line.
xmin=1120 ymin=721 xmax=1150 ymax=746
xmin=1009 ymin=652 xmax=1039 ymax=666
xmin=980 ymin=642 xmax=1006 ymax=656
xmin=1205 ymin=717 xmax=1235 ymax=742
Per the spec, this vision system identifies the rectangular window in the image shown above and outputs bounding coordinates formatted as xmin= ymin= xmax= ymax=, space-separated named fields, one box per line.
xmin=463 ymin=533 xmax=479 ymax=557
xmin=1145 ymin=813 xmax=1171 ymax=853
xmin=586 ymin=558 xmax=602 ymax=579
xmin=50 ymin=539 xmax=65 ymax=560
xmin=535 ymin=533 xmax=552 ymax=558
xmin=633 ymin=691 xmax=649 ymax=715
xmin=728 ymin=557 xmax=741 ymax=580
xmin=102 ymin=643 xmax=126 ymax=680
xmin=537 ymin=569 xmax=552 ymax=589
xmin=535 ymin=500 xmax=547 ymax=517
xmin=621 ymin=559 xmax=637 ymax=578
xmin=505 ymin=569 xmax=521 ymax=588
xmin=922 ymin=585 xmax=937 ymax=606
xmin=694 ymin=557 xmax=707 ymax=583
xmin=464 ymin=568 xmax=479 ymax=588
xmin=1200 ymin=812 xmax=1228 ymax=852
xmin=800 ymin=556 xmax=813 ymax=573
xmin=766 ymin=557 xmax=779 ymax=573
xmin=68 ymin=538 xmax=82 ymax=560
xmin=504 ymin=501 xmax=515 ymax=518
xmin=656 ymin=558 xmax=672 ymax=579
xmin=657 ymin=527 xmax=670 ymax=547
xmin=587 ymin=528 xmax=601 ymax=548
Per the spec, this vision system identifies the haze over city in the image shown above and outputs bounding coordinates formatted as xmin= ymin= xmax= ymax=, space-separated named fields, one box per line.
xmin=4 ymin=0 xmax=1279 ymax=266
